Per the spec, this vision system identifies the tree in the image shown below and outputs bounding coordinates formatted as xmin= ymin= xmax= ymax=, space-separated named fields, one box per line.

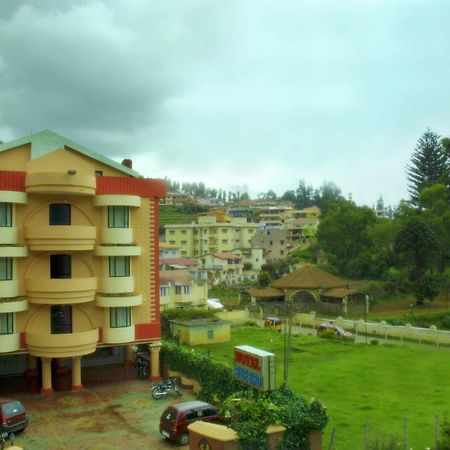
xmin=280 ymin=190 xmax=296 ymax=203
xmin=394 ymin=216 xmax=440 ymax=304
xmin=407 ymin=129 xmax=449 ymax=206
xmin=295 ymin=180 xmax=314 ymax=209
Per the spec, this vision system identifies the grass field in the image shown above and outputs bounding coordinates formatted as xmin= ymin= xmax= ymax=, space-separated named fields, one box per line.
xmin=195 ymin=326 xmax=450 ymax=449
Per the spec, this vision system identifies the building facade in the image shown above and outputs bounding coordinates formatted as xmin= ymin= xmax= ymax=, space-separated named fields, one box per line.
xmin=165 ymin=215 xmax=259 ymax=258
xmin=0 ymin=130 xmax=166 ymax=393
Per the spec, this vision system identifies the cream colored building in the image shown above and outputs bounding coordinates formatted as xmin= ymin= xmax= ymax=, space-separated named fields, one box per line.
xmin=165 ymin=215 xmax=259 ymax=258
xmin=197 ymin=252 xmax=243 ymax=286
xmin=0 ymin=130 xmax=166 ymax=393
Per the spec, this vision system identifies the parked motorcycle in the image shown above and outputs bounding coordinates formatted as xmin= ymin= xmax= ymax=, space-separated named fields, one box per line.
xmin=151 ymin=377 xmax=183 ymax=400
xmin=134 ymin=356 xmax=149 ymax=379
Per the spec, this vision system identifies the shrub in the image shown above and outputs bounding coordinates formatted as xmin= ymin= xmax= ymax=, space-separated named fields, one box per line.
xmin=370 ymin=339 xmax=379 ymax=346
xmin=438 ymin=414 xmax=450 ymax=450
xmin=367 ymin=431 xmax=402 ymax=450
xmin=317 ymin=329 xmax=336 ymax=340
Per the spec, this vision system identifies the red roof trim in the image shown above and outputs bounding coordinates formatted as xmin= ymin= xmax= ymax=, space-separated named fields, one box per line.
xmin=135 ymin=322 xmax=161 ymax=340
xmin=96 ymin=176 xmax=167 ymax=198
xmin=0 ymin=171 xmax=26 ymax=192
xmin=153 ymin=197 xmax=161 ymax=325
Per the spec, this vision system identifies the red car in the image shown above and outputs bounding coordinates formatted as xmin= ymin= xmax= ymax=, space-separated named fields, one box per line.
xmin=0 ymin=398 xmax=28 ymax=435
xmin=160 ymin=400 xmax=220 ymax=445
xmin=318 ymin=322 xmax=354 ymax=340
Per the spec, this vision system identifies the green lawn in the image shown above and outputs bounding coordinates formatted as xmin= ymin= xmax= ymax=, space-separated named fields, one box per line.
xmin=195 ymin=326 xmax=450 ymax=449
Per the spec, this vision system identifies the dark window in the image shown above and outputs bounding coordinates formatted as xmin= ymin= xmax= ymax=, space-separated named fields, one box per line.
xmin=202 ymin=407 xmax=218 ymax=417
xmin=108 ymin=206 xmax=129 ymax=228
xmin=95 ymin=170 xmax=103 ymax=176
xmin=50 ymin=254 xmax=71 ymax=279
xmin=109 ymin=256 xmax=130 ymax=277
xmin=0 ymin=203 xmax=12 ymax=227
xmin=110 ymin=307 xmax=131 ymax=328
xmin=175 ymin=286 xmax=181 ymax=295
xmin=0 ymin=313 xmax=13 ymax=335
xmin=185 ymin=410 xmax=198 ymax=421
xmin=0 ymin=257 xmax=12 ymax=280
xmin=51 ymin=305 xmax=72 ymax=334
xmin=49 ymin=204 xmax=71 ymax=225
xmin=207 ymin=329 xmax=214 ymax=339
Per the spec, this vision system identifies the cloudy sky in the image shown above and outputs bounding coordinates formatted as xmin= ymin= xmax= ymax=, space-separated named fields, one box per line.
xmin=1 ymin=0 xmax=449 ymax=207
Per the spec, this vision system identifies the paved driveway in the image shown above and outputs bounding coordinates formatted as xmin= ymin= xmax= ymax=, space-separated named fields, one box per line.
xmin=1 ymin=368 xmax=195 ymax=450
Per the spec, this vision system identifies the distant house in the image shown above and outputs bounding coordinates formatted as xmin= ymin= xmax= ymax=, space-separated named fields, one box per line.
xmin=159 ymin=270 xmax=208 ymax=310
xmin=197 ymin=252 xmax=243 ymax=286
xmin=251 ymin=228 xmax=289 ymax=261
xmin=170 ymin=318 xmax=230 ymax=345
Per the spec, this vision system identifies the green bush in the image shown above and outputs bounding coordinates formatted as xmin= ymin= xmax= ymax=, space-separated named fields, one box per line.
xmin=438 ymin=414 xmax=450 ymax=450
xmin=317 ymin=329 xmax=337 ymax=340
xmin=367 ymin=431 xmax=402 ymax=450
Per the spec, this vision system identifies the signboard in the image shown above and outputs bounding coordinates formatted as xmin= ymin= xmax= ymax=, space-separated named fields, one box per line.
xmin=234 ymin=345 xmax=276 ymax=391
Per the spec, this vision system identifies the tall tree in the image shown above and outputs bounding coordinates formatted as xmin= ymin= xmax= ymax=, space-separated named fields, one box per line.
xmin=295 ymin=179 xmax=314 ymax=209
xmin=407 ymin=129 xmax=449 ymax=206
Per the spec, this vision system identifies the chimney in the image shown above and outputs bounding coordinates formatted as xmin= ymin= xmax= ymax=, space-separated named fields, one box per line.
xmin=121 ymin=158 xmax=132 ymax=169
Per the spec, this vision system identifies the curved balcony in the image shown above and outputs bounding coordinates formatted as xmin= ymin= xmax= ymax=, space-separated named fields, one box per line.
xmin=98 ymin=276 xmax=134 ymax=294
xmin=0 ymin=297 xmax=28 ymax=313
xmin=0 ymin=245 xmax=28 ymax=258
xmin=26 ymin=277 xmax=97 ymax=304
xmin=0 ymin=280 xmax=20 ymax=298
xmin=94 ymin=195 xmax=141 ymax=207
xmin=98 ymin=228 xmax=133 ymax=245
xmin=0 ymin=191 xmax=27 ymax=204
xmin=95 ymin=293 xmax=142 ymax=308
xmin=26 ymin=328 xmax=99 ymax=358
xmin=102 ymin=326 xmax=135 ymax=344
xmin=24 ymin=225 xmax=96 ymax=251
xmin=0 ymin=333 xmax=21 ymax=353
xmin=25 ymin=172 xmax=96 ymax=196
xmin=95 ymin=244 xmax=141 ymax=257
xmin=0 ymin=228 xmax=18 ymax=245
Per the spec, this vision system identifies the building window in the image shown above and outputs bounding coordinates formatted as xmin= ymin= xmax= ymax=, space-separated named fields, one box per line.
xmin=95 ymin=170 xmax=103 ymax=176
xmin=181 ymin=240 xmax=187 ymax=245
xmin=183 ymin=285 xmax=192 ymax=294
xmin=0 ymin=257 xmax=12 ymax=281
xmin=169 ymin=240 xmax=176 ymax=245
xmin=181 ymin=251 xmax=187 ymax=256
xmin=49 ymin=204 xmax=71 ymax=225
xmin=109 ymin=256 xmax=130 ymax=277
xmin=50 ymin=254 xmax=71 ymax=279
xmin=51 ymin=305 xmax=72 ymax=334
xmin=175 ymin=286 xmax=181 ymax=295
xmin=222 ymin=240 xmax=228 ymax=244
xmin=169 ymin=230 xmax=175 ymax=235
xmin=160 ymin=286 xmax=168 ymax=297
xmin=108 ymin=206 xmax=129 ymax=228
xmin=207 ymin=329 xmax=214 ymax=339
xmin=110 ymin=307 xmax=131 ymax=328
xmin=0 ymin=313 xmax=13 ymax=335
xmin=0 ymin=203 xmax=12 ymax=227
xmin=181 ymin=230 xmax=187 ymax=235
xmin=222 ymin=229 xmax=228 ymax=233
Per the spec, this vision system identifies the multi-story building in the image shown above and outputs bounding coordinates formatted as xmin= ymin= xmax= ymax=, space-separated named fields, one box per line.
xmin=197 ymin=252 xmax=243 ymax=286
xmin=0 ymin=130 xmax=166 ymax=393
xmin=165 ymin=215 xmax=259 ymax=258
xmin=251 ymin=228 xmax=289 ymax=261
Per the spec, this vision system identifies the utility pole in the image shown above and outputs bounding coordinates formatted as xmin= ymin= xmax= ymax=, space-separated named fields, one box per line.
xmin=283 ymin=292 xmax=293 ymax=386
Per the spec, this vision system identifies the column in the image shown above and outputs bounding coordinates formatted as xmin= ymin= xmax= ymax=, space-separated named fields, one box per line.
xmin=71 ymin=356 xmax=83 ymax=391
xmin=148 ymin=341 xmax=162 ymax=381
xmin=41 ymin=357 xmax=54 ymax=395
xmin=125 ymin=344 xmax=135 ymax=365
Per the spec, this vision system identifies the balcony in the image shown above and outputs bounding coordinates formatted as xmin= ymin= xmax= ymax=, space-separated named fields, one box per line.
xmin=95 ymin=244 xmax=141 ymax=257
xmin=26 ymin=328 xmax=99 ymax=358
xmin=0 ymin=280 xmax=20 ymax=298
xmin=0 ymin=297 xmax=28 ymax=313
xmin=0 ymin=245 xmax=28 ymax=258
xmin=24 ymin=225 xmax=96 ymax=251
xmin=102 ymin=326 xmax=135 ymax=344
xmin=95 ymin=293 xmax=142 ymax=308
xmin=25 ymin=172 xmax=96 ymax=196
xmin=0 ymin=228 xmax=18 ymax=245
xmin=26 ymin=277 xmax=97 ymax=304
xmin=98 ymin=276 xmax=134 ymax=294
xmin=98 ymin=228 xmax=134 ymax=245
xmin=0 ymin=333 xmax=21 ymax=353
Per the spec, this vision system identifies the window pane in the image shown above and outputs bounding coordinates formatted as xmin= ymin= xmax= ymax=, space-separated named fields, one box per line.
xmin=0 ymin=203 xmax=12 ymax=227
xmin=108 ymin=206 xmax=129 ymax=228
xmin=49 ymin=204 xmax=71 ymax=225
xmin=0 ymin=258 xmax=12 ymax=280
xmin=50 ymin=254 xmax=71 ymax=279
xmin=109 ymin=256 xmax=130 ymax=277
xmin=0 ymin=313 xmax=13 ymax=335
xmin=51 ymin=305 xmax=72 ymax=334
xmin=110 ymin=307 xmax=131 ymax=328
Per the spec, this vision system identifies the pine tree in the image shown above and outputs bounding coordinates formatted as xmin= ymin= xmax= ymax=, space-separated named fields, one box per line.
xmin=407 ymin=129 xmax=449 ymax=205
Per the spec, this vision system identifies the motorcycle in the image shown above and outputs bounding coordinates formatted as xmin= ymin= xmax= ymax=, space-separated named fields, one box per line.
xmin=134 ymin=356 xmax=149 ymax=379
xmin=151 ymin=377 xmax=183 ymax=400
xmin=0 ymin=432 xmax=15 ymax=450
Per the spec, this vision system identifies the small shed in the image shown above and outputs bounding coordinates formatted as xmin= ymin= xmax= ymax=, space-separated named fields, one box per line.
xmin=170 ymin=318 xmax=231 ymax=345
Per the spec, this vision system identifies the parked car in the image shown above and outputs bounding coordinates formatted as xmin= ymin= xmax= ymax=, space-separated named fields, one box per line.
xmin=264 ymin=316 xmax=283 ymax=332
xmin=207 ymin=298 xmax=224 ymax=310
xmin=0 ymin=398 xmax=28 ymax=434
xmin=318 ymin=322 xmax=354 ymax=340
xmin=159 ymin=400 xmax=220 ymax=445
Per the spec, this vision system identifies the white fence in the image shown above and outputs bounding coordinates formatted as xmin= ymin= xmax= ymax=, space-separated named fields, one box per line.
xmin=293 ymin=312 xmax=450 ymax=346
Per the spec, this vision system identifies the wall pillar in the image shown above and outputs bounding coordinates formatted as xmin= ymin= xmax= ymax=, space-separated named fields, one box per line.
xmin=125 ymin=344 xmax=135 ymax=365
xmin=26 ymin=355 xmax=38 ymax=378
xmin=41 ymin=357 xmax=54 ymax=395
xmin=148 ymin=341 xmax=162 ymax=381
xmin=71 ymin=356 xmax=83 ymax=392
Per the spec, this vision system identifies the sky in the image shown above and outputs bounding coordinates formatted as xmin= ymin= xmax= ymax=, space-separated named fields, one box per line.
xmin=1 ymin=0 xmax=449 ymax=207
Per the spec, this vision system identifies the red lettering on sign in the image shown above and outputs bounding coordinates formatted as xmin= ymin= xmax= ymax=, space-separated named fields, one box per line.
xmin=235 ymin=350 xmax=261 ymax=371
